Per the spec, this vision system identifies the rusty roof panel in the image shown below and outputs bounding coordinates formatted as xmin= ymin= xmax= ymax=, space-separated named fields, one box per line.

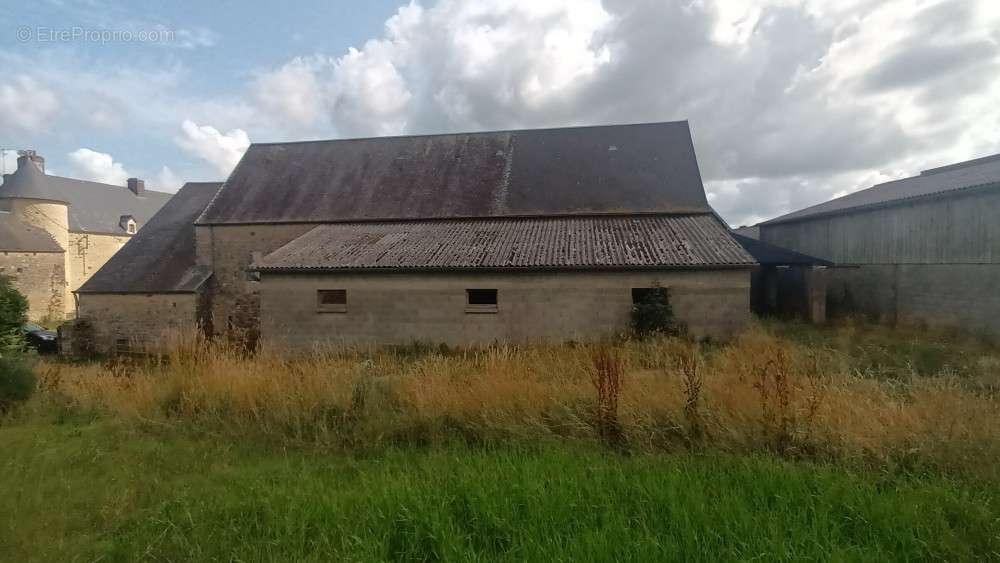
xmin=198 ymin=121 xmax=712 ymax=225
xmin=255 ymin=214 xmax=754 ymax=272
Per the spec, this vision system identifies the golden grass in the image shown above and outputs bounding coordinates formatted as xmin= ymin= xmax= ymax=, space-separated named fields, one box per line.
xmin=32 ymin=324 xmax=1000 ymax=479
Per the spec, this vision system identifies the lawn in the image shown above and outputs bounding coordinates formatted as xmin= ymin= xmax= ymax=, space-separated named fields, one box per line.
xmin=2 ymin=320 xmax=999 ymax=561
xmin=2 ymin=419 xmax=998 ymax=562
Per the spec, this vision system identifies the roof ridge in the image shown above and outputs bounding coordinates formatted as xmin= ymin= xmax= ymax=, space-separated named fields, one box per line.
xmin=42 ymin=173 xmax=174 ymax=196
xmin=248 ymin=120 xmax=691 ymax=147
xmin=198 ymin=210 xmax=715 ymax=227
xmin=764 ymin=179 xmax=1000 ymax=225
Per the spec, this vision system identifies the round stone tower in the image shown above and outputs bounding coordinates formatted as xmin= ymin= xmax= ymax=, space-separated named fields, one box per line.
xmin=0 ymin=152 xmax=71 ymax=316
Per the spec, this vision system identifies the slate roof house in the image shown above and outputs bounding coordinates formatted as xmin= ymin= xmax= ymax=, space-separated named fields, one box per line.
xmin=75 ymin=182 xmax=220 ymax=352
xmin=759 ymin=152 xmax=1000 ymax=336
xmin=76 ymin=121 xmax=756 ymax=352
xmin=0 ymin=151 xmax=171 ymax=320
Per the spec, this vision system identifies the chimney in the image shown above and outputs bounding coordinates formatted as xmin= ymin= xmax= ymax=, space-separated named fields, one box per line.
xmin=127 ymin=177 xmax=145 ymax=195
xmin=16 ymin=150 xmax=45 ymax=173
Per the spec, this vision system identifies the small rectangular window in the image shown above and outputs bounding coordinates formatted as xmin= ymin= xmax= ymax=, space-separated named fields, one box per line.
xmin=317 ymin=289 xmax=347 ymax=313
xmin=466 ymin=289 xmax=498 ymax=313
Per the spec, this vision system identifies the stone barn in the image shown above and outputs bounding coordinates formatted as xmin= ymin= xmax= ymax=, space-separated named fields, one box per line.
xmin=192 ymin=121 xmax=755 ymax=349
xmin=0 ymin=151 xmax=172 ymax=320
xmin=74 ymin=182 xmax=220 ymax=353
xmin=759 ymin=153 xmax=1000 ymax=336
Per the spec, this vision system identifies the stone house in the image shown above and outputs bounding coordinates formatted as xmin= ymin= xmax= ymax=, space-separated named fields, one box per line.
xmin=0 ymin=151 xmax=172 ymax=320
xmin=191 ymin=121 xmax=755 ymax=350
xmin=74 ymin=182 xmax=220 ymax=352
xmin=758 ymin=152 xmax=1000 ymax=336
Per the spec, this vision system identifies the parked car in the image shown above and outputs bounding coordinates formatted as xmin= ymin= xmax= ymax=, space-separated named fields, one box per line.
xmin=23 ymin=322 xmax=58 ymax=354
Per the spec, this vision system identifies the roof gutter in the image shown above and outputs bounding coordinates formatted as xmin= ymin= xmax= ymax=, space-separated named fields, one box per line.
xmin=194 ymin=209 xmax=719 ymax=227
xmin=252 ymin=263 xmax=757 ymax=275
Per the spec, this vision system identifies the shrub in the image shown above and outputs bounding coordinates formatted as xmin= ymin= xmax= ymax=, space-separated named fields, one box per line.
xmin=0 ymin=275 xmax=27 ymax=354
xmin=0 ymin=356 xmax=35 ymax=413
xmin=0 ymin=275 xmax=27 ymax=333
xmin=630 ymin=286 xmax=683 ymax=338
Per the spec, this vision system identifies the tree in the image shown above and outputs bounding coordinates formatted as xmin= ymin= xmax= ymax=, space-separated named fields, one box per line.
xmin=630 ymin=286 xmax=684 ymax=338
xmin=0 ymin=275 xmax=27 ymax=333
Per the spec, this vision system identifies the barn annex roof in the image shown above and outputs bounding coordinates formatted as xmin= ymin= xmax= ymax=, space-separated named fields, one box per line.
xmin=764 ymin=153 xmax=1000 ymax=225
xmin=76 ymin=182 xmax=221 ymax=294
xmin=0 ymin=158 xmax=172 ymax=235
xmin=197 ymin=121 xmax=713 ymax=225
xmin=0 ymin=212 xmax=63 ymax=253
xmin=731 ymin=233 xmax=833 ymax=267
xmin=255 ymin=214 xmax=755 ymax=272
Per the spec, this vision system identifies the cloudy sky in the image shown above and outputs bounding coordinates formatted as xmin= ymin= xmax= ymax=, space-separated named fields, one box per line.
xmin=2 ymin=0 xmax=998 ymax=226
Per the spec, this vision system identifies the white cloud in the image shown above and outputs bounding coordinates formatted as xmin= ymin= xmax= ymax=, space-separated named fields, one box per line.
xmin=175 ymin=120 xmax=250 ymax=176
xmin=252 ymin=0 xmax=612 ymax=136
xmin=67 ymin=148 xmax=130 ymax=185
xmin=7 ymin=0 xmax=1000 ymax=226
xmin=155 ymin=165 xmax=183 ymax=192
xmin=253 ymin=56 xmax=330 ymax=131
xmin=0 ymin=75 xmax=59 ymax=131
xmin=246 ymin=0 xmax=998 ymax=225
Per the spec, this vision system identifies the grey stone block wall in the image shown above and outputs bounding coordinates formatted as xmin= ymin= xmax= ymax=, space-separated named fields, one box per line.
xmin=259 ymin=269 xmax=751 ymax=350
xmin=827 ymin=264 xmax=1000 ymax=336
xmin=76 ymin=293 xmax=199 ymax=353
xmin=0 ymin=251 xmax=65 ymax=320
xmin=195 ymin=223 xmax=317 ymax=338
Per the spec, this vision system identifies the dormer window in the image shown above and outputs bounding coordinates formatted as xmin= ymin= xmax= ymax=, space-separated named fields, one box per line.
xmin=120 ymin=215 xmax=137 ymax=234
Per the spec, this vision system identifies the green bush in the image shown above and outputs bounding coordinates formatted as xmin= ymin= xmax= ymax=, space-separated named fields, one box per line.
xmin=630 ymin=286 xmax=684 ymax=338
xmin=0 ymin=275 xmax=27 ymax=334
xmin=0 ymin=356 xmax=35 ymax=413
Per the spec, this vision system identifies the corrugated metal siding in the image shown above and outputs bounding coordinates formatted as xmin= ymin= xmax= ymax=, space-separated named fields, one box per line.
xmin=257 ymin=214 xmax=754 ymax=271
xmin=761 ymin=187 xmax=1000 ymax=264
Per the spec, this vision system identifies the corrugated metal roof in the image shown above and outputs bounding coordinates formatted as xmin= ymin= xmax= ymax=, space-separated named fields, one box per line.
xmin=0 ymin=161 xmax=172 ymax=234
xmin=76 ymin=182 xmax=222 ymax=294
xmin=0 ymin=212 xmax=63 ymax=252
xmin=198 ymin=121 xmax=712 ymax=225
xmin=731 ymin=233 xmax=833 ymax=266
xmin=764 ymin=153 xmax=1000 ymax=225
xmin=255 ymin=214 xmax=754 ymax=272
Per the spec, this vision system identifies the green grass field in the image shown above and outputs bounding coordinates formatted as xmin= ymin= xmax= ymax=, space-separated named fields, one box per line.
xmin=3 ymin=321 xmax=999 ymax=561
xmin=2 ymin=418 xmax=998 ymax=562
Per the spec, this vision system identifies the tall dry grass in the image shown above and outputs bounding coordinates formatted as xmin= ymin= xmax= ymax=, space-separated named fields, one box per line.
xmin=32 ymin=325 xmax=1000 ymax=479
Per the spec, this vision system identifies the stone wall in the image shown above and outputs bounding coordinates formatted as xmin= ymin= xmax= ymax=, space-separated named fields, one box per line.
xmin=67 ymin=232 xmax=129 ymax=298
xmin=4 ymin=199 xmax=72 ymax=317
xmin=75 ymin=293 xmax=199 ymax=353
xmin=0 ymin=251 xmax=65 ymax=321
xmin=195 ymin=223 xmax=317 ymax=340
xmin=827 ymin=264 xmax=1000 ymax=337
xmin=259 ymin=269 xmax=751 ymax=350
